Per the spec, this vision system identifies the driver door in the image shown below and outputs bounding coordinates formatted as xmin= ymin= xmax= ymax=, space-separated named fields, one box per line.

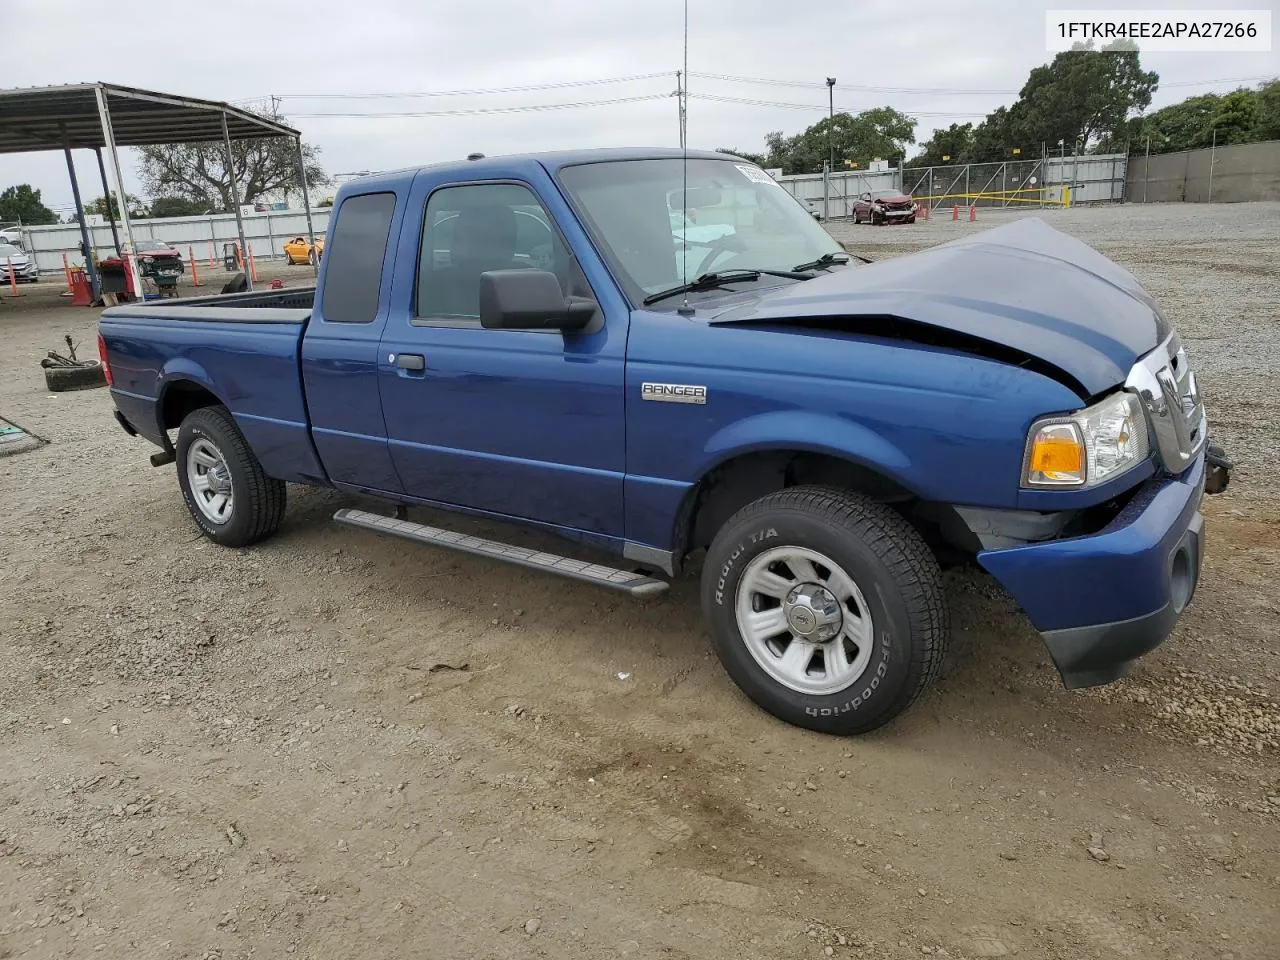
xmin=377 ymin=167 xmax=629 ymax=539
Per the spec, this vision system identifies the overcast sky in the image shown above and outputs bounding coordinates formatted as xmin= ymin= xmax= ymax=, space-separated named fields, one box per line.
xmin=3 ymin=0 xmax=1276 ymax=216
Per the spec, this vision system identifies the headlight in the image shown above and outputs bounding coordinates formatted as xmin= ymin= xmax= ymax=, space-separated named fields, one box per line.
xmin=1023 ymin=392 xmax=1150 ymax=488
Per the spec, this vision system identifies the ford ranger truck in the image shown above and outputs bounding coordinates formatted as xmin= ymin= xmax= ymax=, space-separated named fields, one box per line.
xmin=99 ymin=148 xmax=1231 ymax=735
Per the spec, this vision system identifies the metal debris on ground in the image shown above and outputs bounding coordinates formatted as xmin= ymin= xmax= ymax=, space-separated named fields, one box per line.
xmin=0 ymin=414 xmax=47 ymax=457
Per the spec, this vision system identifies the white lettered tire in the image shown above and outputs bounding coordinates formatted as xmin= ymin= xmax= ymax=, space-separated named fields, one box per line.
xmin=176 ymin=405 xmax=287 ymax=547
xmin=701 ymin=485 xmax=948 ymax=734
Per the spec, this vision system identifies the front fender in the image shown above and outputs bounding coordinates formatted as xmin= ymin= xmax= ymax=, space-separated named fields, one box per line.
xmin=699 ymin=410 xmax=914 ymax=487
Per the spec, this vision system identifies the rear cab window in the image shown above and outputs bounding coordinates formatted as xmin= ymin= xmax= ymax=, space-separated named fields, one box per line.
xmin=320 ymin=192 xmax=397 ymax=323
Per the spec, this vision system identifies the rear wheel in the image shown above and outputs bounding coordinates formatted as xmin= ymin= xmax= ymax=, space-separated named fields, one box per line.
xmin=701 ymin=485 xmax=948 ymax=735
xmin=176 ymin=405 xmax=286 ymax=547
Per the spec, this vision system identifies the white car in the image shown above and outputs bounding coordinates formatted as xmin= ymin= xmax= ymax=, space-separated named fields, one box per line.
xmin=0 ymin=242 xmax=38 ymax=282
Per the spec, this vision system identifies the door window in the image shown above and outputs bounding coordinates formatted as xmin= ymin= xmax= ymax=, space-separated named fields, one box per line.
xmin=415 ymin=182 xmax=569 ymax=321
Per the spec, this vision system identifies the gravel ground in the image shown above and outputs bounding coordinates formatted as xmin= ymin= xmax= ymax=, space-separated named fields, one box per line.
xmin=1 ymin=204 xmax=1278 ymax=960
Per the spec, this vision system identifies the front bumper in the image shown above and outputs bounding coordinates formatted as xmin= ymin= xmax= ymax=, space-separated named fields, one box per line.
xmin=978 ymin=451 xmax=1209 ymax=688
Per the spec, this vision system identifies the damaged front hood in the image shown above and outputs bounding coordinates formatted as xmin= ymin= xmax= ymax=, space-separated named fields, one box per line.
xmin=709 ymin=218 xmax=1169 ymax=397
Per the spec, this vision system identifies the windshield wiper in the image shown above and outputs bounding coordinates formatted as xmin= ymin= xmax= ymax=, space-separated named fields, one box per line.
xmin=642 ymin=268 xmax=812 ymax=306
xmin=792 ymin=252 xmax=854 ymax=272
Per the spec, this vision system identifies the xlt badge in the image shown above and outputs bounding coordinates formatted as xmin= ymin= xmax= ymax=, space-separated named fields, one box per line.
xmin=641 ymin=382 xmax=707 ymax=404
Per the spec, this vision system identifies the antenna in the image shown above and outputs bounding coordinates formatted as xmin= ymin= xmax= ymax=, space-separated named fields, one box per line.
xmin=679 ymin=0 xmax=692 ymax=315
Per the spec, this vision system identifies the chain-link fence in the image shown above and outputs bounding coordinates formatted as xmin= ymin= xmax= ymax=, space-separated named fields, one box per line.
xmin=778 ymin=153 xmax=1128 ymax=220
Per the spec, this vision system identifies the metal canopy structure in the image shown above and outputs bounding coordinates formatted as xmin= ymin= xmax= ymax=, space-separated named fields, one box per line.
xmin=0 ymin=82 xmax=317 ymax=298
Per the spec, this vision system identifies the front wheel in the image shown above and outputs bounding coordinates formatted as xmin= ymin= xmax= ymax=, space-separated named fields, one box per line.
xmin=176 ymin=405 xmax=286 ymax=547
xmin=701 ymin=486 xmax=948 ymax=735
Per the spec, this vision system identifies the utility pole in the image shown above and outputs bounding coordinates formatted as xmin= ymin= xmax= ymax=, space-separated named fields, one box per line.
xmin=1208 ymin=127 xmax=1217 ymax=202
xmin=1144 ymin=135 xmax=1150 ymax=203
xmin=826 ymin=77 xmax=836 ymax=169
xmin=674 ymin=71 xmax=685 ymax=148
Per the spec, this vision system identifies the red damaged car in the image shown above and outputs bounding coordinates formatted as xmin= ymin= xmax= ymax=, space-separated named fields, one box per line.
xmin=852 ymin=189 xmax=917 ymax=225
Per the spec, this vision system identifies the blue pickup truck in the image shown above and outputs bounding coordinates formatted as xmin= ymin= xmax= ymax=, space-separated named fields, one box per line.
xmin=100 ymin=148 xmax=1229 ymax=734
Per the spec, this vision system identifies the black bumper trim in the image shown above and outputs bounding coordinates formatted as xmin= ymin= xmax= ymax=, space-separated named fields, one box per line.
xmin=1043 ymin=511 xmax=1203 ymax=689
xmin=1041 ymin=603 xmax=1178 ymax=688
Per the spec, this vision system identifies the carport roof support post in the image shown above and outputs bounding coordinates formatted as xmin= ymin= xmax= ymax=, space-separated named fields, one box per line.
xmin=221 ymin=112 xmax=252 ymax=291
xmin=94 ymin=86 xmax=142 ymax=297
xmin=60 ymin=125 xmax=100 ymax=301
xmin=295 ymin=136 xmax=317 ymax=277
xmin=94 ymin=147 xmax=121 ymax=256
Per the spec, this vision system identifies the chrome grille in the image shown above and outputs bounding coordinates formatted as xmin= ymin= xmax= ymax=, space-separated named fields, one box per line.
xmin=1125 ymin=332 xmax=1206 ymax=472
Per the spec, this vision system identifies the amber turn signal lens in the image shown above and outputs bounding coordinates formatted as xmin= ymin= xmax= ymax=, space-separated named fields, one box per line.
xmin=1026 ymin=423 xmax=1085 ymax=485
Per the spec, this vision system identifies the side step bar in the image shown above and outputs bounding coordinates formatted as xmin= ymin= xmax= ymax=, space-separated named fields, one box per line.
xmin=333 ymin=508 xmax=670 ymax=598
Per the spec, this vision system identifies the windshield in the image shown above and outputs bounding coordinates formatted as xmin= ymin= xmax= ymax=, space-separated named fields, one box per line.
xmin=136 ymin=240 xmax=166 ymax=251
xmin=0 ymin=244 xmax=24 ymax=258
xmin=870 ymin=190 xmax=901 ymax=199
xmin=558 ymin=158 xmax=843 ymax=303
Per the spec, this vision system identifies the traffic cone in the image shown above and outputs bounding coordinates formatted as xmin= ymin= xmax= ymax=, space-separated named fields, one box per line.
xmin=952 ymin=204 xmax=959 ymax=221
xmin=968 ymin=204 xmax=977 ymax=222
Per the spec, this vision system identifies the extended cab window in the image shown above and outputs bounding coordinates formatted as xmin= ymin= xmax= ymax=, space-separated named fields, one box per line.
xmin=416 ymin=183 xmax=569 ymax=321
xmin=321 ymin=192 xmax=396 ymax=323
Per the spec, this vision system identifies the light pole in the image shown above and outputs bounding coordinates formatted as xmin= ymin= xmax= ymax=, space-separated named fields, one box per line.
xmin=826 ymin=77 xmax=836 ymax=169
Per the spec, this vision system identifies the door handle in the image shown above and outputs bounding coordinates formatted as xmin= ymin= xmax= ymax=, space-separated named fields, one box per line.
xmin=394 ymin=353 xmax=425 ymax=372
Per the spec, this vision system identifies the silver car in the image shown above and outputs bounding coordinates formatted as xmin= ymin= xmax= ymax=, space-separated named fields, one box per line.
xmin=0 ymin=242 xmax=38 ymax=282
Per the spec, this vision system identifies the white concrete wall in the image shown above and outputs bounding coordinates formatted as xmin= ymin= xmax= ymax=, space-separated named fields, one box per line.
xmin=25 ymin=209 xmax=331 ymax=274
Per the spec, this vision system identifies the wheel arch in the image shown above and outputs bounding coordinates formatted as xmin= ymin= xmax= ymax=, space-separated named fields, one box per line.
xmin=673 ymin=444 xmax=922 ymax=565
xmin=157 ymin=371 xmax=225 ymax=433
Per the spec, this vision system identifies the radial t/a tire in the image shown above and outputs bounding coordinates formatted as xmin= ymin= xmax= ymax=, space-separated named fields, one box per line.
xmin=701 ymin=485 xmax=948 ymax=735
xmin=44 ymin=360 xmax=107 ymax=392
xmin=175 ymin=405 xmax=286 ymax=547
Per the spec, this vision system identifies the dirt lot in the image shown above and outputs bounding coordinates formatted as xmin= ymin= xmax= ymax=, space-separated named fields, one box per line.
xmin=2 ymin=205 xmax=1277 ymax=960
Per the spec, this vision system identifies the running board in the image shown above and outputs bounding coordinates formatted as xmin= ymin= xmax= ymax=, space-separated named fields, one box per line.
xmin=333 ymin=508 xmax=670 ymax=598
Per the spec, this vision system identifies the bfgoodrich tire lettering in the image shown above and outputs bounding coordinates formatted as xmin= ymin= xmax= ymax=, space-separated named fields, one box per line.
xmin=701 ymin=485 xmax=948 ymax=735
xmin=175 ymin=405 xmax=286 ymax=547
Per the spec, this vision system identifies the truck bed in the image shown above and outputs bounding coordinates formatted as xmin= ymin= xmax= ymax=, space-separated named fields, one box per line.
xmin=100 ymin=289 xmax=325 ymax=485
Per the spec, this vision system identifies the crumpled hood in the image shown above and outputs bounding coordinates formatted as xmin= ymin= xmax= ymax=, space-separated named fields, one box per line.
xmin=709 ymin=218 xmax=1169 ymax=397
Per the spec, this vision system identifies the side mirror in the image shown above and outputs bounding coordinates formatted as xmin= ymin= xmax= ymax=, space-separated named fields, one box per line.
xmin=479 ymin=269 xmax=596 ymax=331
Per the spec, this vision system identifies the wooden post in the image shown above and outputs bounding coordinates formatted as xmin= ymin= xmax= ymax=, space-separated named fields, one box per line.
xmin=248 ymin=242 xmax=259 ymax=283
xmin=62 ymin=252 xmax=73 ymax=291
xmin=234 ymin=243 xmax=243 ymax=269
xmin=208 ymin=241 xmax=216 ymax=269
xmin=7 ymin=258 xmax=20 ymax=297
xmin=189 ymin=246 xmax=201 ymax=286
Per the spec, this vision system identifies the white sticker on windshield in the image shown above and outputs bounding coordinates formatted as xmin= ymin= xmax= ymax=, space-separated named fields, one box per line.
xmin=735 ymin=164 xmax=780 ymax=185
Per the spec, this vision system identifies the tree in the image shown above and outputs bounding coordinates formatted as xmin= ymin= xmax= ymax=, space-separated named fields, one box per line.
xmin=968 ymin=107 xmax=1016 ymax=163
xmin=149 ymin=196 xmax=210 ymax=218
xmin=908 ymin=123 xmax=974 ymax=166
xmin=1208 ymin=89 xmax=1261 ymax=145
xmin=965 ymin=41 xmax=1157 ymax=161
xmin=0 ymin=184 xmax=58 ymax=225
xmin=749 ymin=108 xmax=917 ymax=175
xmin=716 ymin=146 xmax=767 ymax=166
xmin=87 ymin=193 xmax=145 ymax=219
xmin=1257 ymin=79 xmax=1280 ymax=140
xmin=137 ymin=109 xmax=328 ymax=211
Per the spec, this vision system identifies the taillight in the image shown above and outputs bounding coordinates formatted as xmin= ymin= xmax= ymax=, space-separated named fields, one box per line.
xmin=97 ymin=332 xmax=113 ymax=386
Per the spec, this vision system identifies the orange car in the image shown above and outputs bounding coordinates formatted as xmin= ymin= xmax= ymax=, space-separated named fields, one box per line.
xmin=282 ymin=235 xmax=324 ymax=265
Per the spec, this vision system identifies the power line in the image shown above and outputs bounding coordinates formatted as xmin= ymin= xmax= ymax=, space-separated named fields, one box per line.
xmin=689 ymin=93 xmax=988 ymax=119
xmin=690 ymin=72 xmax=1016 ymax=95
xmin=290 ymin=93 xmax=670 ymax=119
xmin=689 ymin=70 xmax=1274 ymax=96
xmin=1161 ymin=75 xmax=1272 ymax=87
xmin=252 ymin=72 xmax=670 ymax=102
